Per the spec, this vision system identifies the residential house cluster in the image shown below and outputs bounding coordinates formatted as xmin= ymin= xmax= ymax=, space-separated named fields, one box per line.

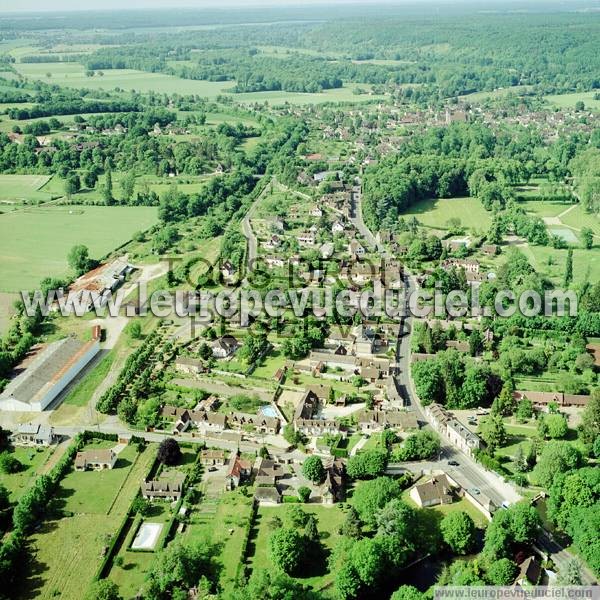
xmin=425 ymin=403 xmax=482 ymax=456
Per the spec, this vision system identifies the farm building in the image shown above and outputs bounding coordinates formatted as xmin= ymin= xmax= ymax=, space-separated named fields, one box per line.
xmin=0 ymin=337 xmax=100 ymax=412
xmin=69 ymin=256 xmax=132 ymax=311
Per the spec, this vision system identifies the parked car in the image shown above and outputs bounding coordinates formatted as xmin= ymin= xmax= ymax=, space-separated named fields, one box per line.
xmin=448 ymin=460 xmax=459 ymax=466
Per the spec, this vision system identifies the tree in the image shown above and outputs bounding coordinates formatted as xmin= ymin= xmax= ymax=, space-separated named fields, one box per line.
xmin=579 ymin=389 xmax=600 ymax=445
xmin=479 ymin=413 xmax=507 ymax=453
xmin=516 ymin=398 xmax=534 ymax=422
xmin=492 ymin=385 xmax=516 ymax=417
xmin=391 ymin=586 xmax=424 ymax=600
xmin=581 ymin=227 xmax=594 ymax=250
xmin=157 ymin=438 xmax=182 ymax=466
xmin=198 ymin=343 xmax=212 ymax=361
xmin=487 ymin=558 xmax=517 ymax=585
xmin=225 ymin=568 xmax=315 ymax=600
xmin=557 ymin=558 xmax=583 ymax=585
xmin=532 ymin=441 xmax=582 ymax=488
xmin=304 ymin=514 xmax=319 ymax=543
xmin=131 ymin=496 xmax=151 ymax=516
xmin=146 ymin=540 xmax=213 ymax=598
xmin=564 ymin=248 xmax=573 ymax=287
xmin=302 ymin=456 xmax=325 ymax=484
xmin=346 ymin=450 xmax=388 ymax=479
xmin=375 ymin=498 xmax=417 ymax=565
xmin=469 ymin=329 xmax=483 ymax=357
xmin=0 ymin=452 xmax=22 ymax=474
xmin=84 ymin=580 xmax=122 ymax=600
xmin=349 ymin=537 xmax=387 ymax=587
xmin=64 ymin=173 xmax=80 ymax=198
xmin=395 ymin=430 xmax=440 ymax=461
xmin=544 ymin=413 xmax=568 ymax=439
xmin=297 ymin=486 xmax=311 ymax=503
xmin=269 ymin=528 xmax=304 ymax=575
xmin=0 ymin=483 xmax=10 ymax=511
xmin=125 ymin=320 xmax=142 ymax=340
xmin=67 ymin=244 xmax=94 ymax=277
xmin=103 ymin=168 xmax=114 ymax=204
xmin=121 ymin=172 xmax=136 ymax=202
xmin=352 ymin=477 xmax=404 ymax=528
xmin=440 ymin=511 xmax=476 ymax=555
xmin=340 ymin=507 xmax=362 ymax=539
xmin=287 ymin=505 xmax=310 ymax=528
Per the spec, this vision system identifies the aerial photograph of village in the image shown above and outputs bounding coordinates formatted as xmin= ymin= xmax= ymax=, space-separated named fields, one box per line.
xmin=0 ymin=0 xmax=598 ymax=599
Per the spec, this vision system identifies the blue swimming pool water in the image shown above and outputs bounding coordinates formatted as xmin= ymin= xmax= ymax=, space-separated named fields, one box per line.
xmin=260 ymin=405 xmax=278 ymax=418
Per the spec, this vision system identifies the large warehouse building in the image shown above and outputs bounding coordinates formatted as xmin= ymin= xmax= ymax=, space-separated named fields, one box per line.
xmin=0 ymin=336 xmax=100 ymax=412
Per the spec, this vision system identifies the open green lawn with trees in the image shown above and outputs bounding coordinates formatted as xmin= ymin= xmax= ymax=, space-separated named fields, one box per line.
xmin=182 ymin=489 xmax=254 ymax=592
xmin=401 ymin=197 xmax=491 ymax=231
xmin=1 ymin=445 xmax=54 ymax=501
xmin=247 ymin=504 xmax=347 ymax=593
xmin=0 ymin=205 xmax=158 ymax=291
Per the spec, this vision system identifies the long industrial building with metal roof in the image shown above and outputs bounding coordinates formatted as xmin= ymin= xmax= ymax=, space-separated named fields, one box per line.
xmin=0 ymin=337 xmax=100 ymax=412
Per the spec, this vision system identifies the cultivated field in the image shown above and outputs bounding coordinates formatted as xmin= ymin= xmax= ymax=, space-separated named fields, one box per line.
xmin=0 ymin=205 xmax=158 ymax=291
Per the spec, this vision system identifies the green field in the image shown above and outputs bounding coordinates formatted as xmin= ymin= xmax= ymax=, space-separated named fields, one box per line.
xmin=17 ymin=444 xmax=155 ymax=600
xmin=1 ymin=445 xmax=54 ymax=501
xmin=0 ymin=205 xmax=158 ymax=291
xmin=0 ymin=174 xmax=54 ymax=204
xmin=560 ymin=205 xmax=600 ymax=237
xmin=401 ymin=197 xmax=491 ymax=231
xmin=247 ymin=504 xmax=346 ymax=592
xmin=13 ymin=61 xmax=384 ymax=105
xmin=545 ymin=91 xmax=600 ymax=111
xmin=520 ymin=243 xmax=600 ymax=285
xmin=13 ymin=61 xmax=237 ymax=97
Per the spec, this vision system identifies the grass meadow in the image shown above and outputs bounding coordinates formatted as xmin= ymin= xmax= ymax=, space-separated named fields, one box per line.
xmin=17 ymin=443 xmax=156 ymax=600
xmin=0 ymin=205 xmax=158 ymax=291
xmin=0 ymin=174 xmax=54 ymax=205
xmin=401 ymin=197 xmax=492 ymax=231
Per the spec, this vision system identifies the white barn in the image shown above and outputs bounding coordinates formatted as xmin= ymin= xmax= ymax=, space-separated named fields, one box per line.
xmin=0 ymin=337 xmax=100 ymax=412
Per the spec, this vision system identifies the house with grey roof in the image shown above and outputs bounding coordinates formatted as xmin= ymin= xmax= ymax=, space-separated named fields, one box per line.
xmin=10 ymin=423 xmax=57 ymax=446
xmin=0 ymin=337 xmax=100 ymax=412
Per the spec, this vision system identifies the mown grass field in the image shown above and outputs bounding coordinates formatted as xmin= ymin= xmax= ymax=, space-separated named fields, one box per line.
xmin=401 ymin=197 xmax=491 ymax=231
xmin=520 ymin=244 xmax=600 ymax=286
xmin=1 ymin=445 xmax=54 ymax=502
xmin=247 ymin=504 xmax=347 ymax=594
xmin=182 ymin=489 xmax=254 ymax=592
xmin=545 ymin=91 xmax=600 ymax=111
xmin=13 ymin=61 xmax=237 ymax=97
xmin=0 ymin=174 xmax=54 ymax=204
xmin=560 ymin=205 xmax=600 ymax=236
xmin=17 ymin=443 xmax=155 ymax=600
xmin=0 ymin=205 xmax=158 ymax=291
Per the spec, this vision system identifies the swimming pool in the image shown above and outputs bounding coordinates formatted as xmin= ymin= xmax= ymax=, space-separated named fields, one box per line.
xmin=260 ymin=405 xmax=278 ymax=418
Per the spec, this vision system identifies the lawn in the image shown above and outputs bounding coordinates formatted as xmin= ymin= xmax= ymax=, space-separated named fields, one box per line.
xmin=401 ymin=197 xmax=491 ymax=231
xmin=520 ymin=243 xmax=600 ymax=286
xmin=517 ymin=199 xmax=569 ymax=218
xmin=17 ymin=443 xmax=156 ymax=600
xmin=58 ymin=444 xmax=140 ymax=514
xmin=545 ymin=91 xmax=600 ymax=111
xmin=0 ymin=174 xmax=54 ymax=205
xmin=0 ymin=205 xmax=158 ymax=291
xmin=183 ymin=489 xmax=255 ymax=592
xmin=247 ymin=504 xmax=347 ymax=592
xmin=559 ymin=205 xmax=600 ymax=237
xmin=1 ymin=445 xmax=54 ymax=501
xmin=252 ymin=348 xmax=287 ymax=380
